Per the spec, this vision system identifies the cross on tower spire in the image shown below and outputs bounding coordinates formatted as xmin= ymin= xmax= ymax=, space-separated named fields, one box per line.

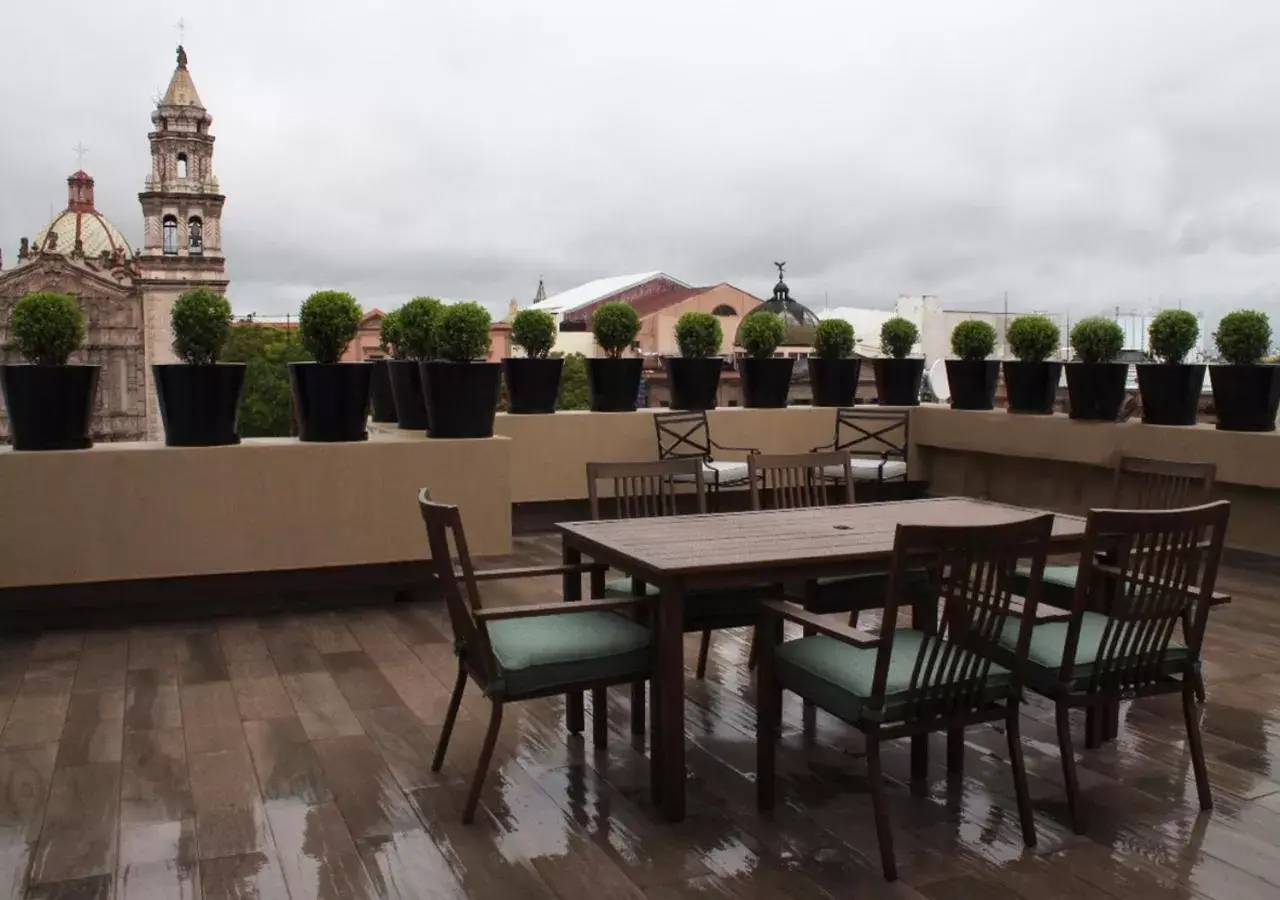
xmin=72 ymin=142 xmax=89 ymax=169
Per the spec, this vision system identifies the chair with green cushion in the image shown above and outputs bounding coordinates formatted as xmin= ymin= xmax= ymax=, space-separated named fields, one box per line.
xmin=995 ymin=501 xmax=1230 ymax=835
xmin=758 ymin=513 xmax=1055 ymax=881
xmin=419 ymin=491 xmax=654 ymax=824
xmin=1010 ymin=456 xmax=1218 ymax=706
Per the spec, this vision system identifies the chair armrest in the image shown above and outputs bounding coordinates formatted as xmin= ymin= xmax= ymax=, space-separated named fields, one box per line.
xmin=761 ymin=600 xmax=880 ymax=648
xmin=464 ymin=563 xmax=607 ymax=583
xmin=709 ymin=439 xmax=761 ymax=455
xmin=474 ymin=596 xmax=649 ymax=622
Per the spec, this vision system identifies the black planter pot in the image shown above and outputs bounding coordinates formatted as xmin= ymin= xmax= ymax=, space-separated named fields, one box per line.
xmin=808 ymin=358 xmax=862 ymax=407
xmin=1136 ymin=364 xmax=1205 ymax=427
xmin=0 ymin=364 xmax=99 ymax=451
xmin=586 ymin=357 xmax=643 ymax=412
xmin=423 ymin=361 xmax=501 ymax=438
xmin=1065 ymin=362 xmax=1129 ymax=421
xmin=1209 ymin=364 xmax=1280 ymax=433
xmin=1002 ymin=361 xmax=1062 ymax=414
xmin=664 ymin=357 xmax=723 ymax=410
xmin=740 ymin=357 xmax=794 ymax=408
xmin=504 ymin=357 xmax=563 ymax=415
xmin=872 ymin=358 xmax=925 ymax=406
xmin=153 ymin=363 xmax=246 ymax=446
xmin=945 ymin=359 xmax=1001 ymax=410
xmin=388 ymin=360 xmax=428 ymax=430
xmin=369 ymin=360 xmax=398 ymax=423
xmin=288 ymin=362 xmax=371 ymax=442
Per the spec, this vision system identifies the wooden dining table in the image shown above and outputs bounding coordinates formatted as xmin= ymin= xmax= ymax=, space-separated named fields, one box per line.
xmin=558 ymin=496 xmax=1089 ymax=822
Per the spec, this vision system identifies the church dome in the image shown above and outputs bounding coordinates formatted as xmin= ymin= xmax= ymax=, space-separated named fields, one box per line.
xmin=33 ymin=171 xmax=133 ymax=259
xmin=736 ymin=264 xmax=822 ymax=347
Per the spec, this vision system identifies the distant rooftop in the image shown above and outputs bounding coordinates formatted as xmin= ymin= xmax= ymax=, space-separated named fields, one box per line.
xmin=528 ymin=272 xmax=689 ymax=316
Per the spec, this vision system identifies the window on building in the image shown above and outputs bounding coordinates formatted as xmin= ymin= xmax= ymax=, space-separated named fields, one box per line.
xmin=711 ymin=304 xmax=737 ymax=316
xmin=188 ymin=217 xmax=203 ymax=254
xmin=177 ymin=153 xmax=188 ymax=179
xmin=162 ymin=215 xmax=178 ymax=255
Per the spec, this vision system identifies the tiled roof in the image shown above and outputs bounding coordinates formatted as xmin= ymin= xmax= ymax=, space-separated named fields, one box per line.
xmin=34 ymin=209 xmax=133 ymax=259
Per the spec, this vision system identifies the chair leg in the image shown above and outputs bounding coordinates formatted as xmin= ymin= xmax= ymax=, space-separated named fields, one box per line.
xmin=592 ymin=687 xmax=609 ymax=750
xmin=757 ymin=687 xmax=779 ymax=811
xmin=1182 ymin=683 xmax=1213 ymax=812
xmin=866 ymin=735 xmax=897 ymax=881
xmin=1193 ymin=670 xmax=1207 ymax=704
xmin=1006 ymin=710 xmax=1037 ymax=848
xmin=432 ymin=660 xmax=467 ymax=773
xmin=1055 ymin=702 xmax=1085 ymax=835
xmin=910 ymin=734 xmax=928 ymax=781
xmin=462 ymin=701 xmax=503 ymax=824
xmin=696 ymin=630 xmax=712 ymax=679
xmin=631 ymin=682 xmax=646 ymax=735
xmin=747 ymin=628 xmax=759 ymax=671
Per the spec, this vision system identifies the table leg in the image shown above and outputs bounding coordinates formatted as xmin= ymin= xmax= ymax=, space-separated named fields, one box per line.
xmin=658 ymin=581 xmax=686 ymax=822
xmin=946 ymin=728 xmax=964 ymax=774
xmin=563 ymin=543 xmax=584 ymax=735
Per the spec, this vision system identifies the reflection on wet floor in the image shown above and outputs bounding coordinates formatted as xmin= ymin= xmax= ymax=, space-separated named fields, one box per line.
xmin=1 ymin=538 xmax=1279 ymax=898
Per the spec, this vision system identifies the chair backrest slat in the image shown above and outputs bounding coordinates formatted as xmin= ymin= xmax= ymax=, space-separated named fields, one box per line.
xmin=655 ymin=411 xmax=712 ymax=462
xmin=869 ymin=514 xmax=1055 ymax=722
xmin=417 ymin=489 xmax=494 ymax=684
xmin=1111 ymin=456 xmax=1215 ymax=510
xmin=748 ymin=451 xmax=855 ymax=510
xmin=1064 ymin=501 xmax=1229 ymax=694
xmin=588 ymin=458 xmax=707 ymax=521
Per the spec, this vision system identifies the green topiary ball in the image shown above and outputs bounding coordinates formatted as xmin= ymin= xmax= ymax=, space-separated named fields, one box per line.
xmin=379 ymin=309 xmax=405 ymax=360
xmin=299 ymin=290 xmax=362 ymax=365
xmin=436 ymin=302 xmax=493 ymax=362
xmin=171 ymin=288 xmax=233 ymax=365
xmin=1070 ymin=317 xmax=1125 ymax=364
xmin=510 ymin=308 xmax=557 ymax=358
xmin=880 ymin=317 xmax=919 ymax=359
xmin=738 ymin=312 xmax=786 ymax=359
xmin=674 ymin=311 xmax=723 ymax=358
xmin=9 ymin=291 xmax=85 ymax=366
xmin=591 ymin=303 xmax=641 ymax=358
xmin=1214 ymin=310 xmax=1272 ymax=365
xmin=1147 ymin=309 xmax=1199 ymax=364
xmin=1006 ymin=315 xmax=1060 ymax=363
xmin=812 ymin=318 xmax=855 ymax=359
xmin=950 ymin=319 xmax=998 ymax=361
xmin=399 ymin=296 xmax=445 ymax=361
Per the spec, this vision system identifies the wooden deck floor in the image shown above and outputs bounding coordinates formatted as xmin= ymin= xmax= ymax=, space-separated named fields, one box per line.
xmin=2 ymin=534 xmax=1279 ymax=898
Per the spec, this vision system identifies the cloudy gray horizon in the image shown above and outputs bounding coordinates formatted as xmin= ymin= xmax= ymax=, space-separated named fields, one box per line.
xmin=4 ymin=1 xmax=1280 ymax=329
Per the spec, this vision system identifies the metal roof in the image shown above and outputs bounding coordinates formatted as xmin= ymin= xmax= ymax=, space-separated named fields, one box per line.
xmin=528 ymin=272 xmax=689 ymax=316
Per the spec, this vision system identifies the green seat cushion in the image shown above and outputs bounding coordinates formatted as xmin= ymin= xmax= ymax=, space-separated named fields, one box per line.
xmin=997 ymin=611 xmax=1188 ymax=689
xmin=486 ymin=610 xmax=650 ymax=698
xmin=604 ymin=578 xmax=757 ymax=627
xmin=604 ymin=577 xmax=660 ymax=599
xmin=775 ymin=629 xmax=1011 ymax=725
xmin=783 ymin=568 xmax=929 ymax=612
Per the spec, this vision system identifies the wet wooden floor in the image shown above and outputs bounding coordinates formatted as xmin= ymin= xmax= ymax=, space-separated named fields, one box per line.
xmin=2 ymin=535 xmax=1280 ymax=898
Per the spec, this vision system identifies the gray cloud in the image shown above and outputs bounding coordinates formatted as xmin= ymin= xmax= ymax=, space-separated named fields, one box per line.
xmin=4 ymin=1 xmax=1280 ymax=331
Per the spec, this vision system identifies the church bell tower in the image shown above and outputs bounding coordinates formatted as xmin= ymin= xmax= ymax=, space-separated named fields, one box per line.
xmin=137 ymin=45 xmax=230 ymax=437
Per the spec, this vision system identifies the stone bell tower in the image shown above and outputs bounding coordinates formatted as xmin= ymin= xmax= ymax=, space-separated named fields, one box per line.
xmin=137 ymin=45 xmax=230 ymax=438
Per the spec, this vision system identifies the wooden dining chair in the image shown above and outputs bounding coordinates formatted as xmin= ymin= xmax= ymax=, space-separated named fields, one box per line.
xmin=996 ymin=501 xmax=1230 ymax=834
xmin=420 ymin=490 xmax=655 ymax=823
xmin=1014 ymin=456 xmax=1217 ymax=703
xmin=757 ymin=513 xmax=1055 ymax=881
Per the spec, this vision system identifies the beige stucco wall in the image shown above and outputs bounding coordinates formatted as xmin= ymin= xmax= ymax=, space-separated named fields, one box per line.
xmin=0 ymin=433 xmax=511 ymax=589
xmin=909 ymin=406 xmax=1280 ymax=554
xmin=641 ymin=284 xmax=761 ymax=356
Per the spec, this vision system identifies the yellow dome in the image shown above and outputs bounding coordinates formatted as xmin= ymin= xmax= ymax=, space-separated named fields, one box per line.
xmin=32 ymin=171 xmax=132 ymax=259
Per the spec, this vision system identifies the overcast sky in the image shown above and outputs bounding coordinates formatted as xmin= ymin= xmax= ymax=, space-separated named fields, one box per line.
xmin=4 ymin=2 xmax=1280 ymax=326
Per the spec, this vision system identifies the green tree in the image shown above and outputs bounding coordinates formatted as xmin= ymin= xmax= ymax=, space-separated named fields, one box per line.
xmin=220 ymin=325 xmax=312 ymax=437
xmin=555 ymin=352 xmax=589 ymax=410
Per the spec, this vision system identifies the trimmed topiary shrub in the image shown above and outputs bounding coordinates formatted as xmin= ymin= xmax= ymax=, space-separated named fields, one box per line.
xmin=1214 ymin=310 xmax=1272 ymax=365
xmin=1070 ymin=317 xmax=1125 ymax=364
xmin=299 ymin=290 xmax=361 ymax=365
xmin=171 ymin=288 xmax=233 ymax=365
xmin=674 ymin=311 xmax=722 ymax=358
xmin=813 ymin=318 xmax=855 ymax=359
xmin=379 ymin=309 xmax=405 ymax=360
xmin=10 ymin=292 xmax=85 ymax=366
xmin=739 ymin=312 xmax=786 ymax=359
xmin=592 ymin=302 xmax=641 ymax=358
xmin=510 ymin=308 xmax=557 ymax=358
xmin=950 ymin=320 xmax=997 ymax=361
xmin=1147 ymin=310 xmax=1199 ymax=364
xmin=880 ymin=317 xmax=919 ymax=359
xmin=399 ymin=296 xmax=445 ymax=361
xmin=1006 ymin=315 xmax=1060 ymax=362
xmin=436 ymin=302 xmax=492 ymax=362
